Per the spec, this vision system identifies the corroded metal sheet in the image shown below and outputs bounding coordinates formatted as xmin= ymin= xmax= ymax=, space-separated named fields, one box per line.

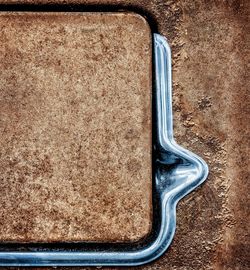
xmin=0 ymin=12 xmax=152 ymax=243
xmin=0 ymin=0 xmax=248 ymax=269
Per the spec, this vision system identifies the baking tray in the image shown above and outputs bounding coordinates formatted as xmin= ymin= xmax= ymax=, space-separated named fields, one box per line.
xmin=0 ymin=10 xmax=208 ymax=267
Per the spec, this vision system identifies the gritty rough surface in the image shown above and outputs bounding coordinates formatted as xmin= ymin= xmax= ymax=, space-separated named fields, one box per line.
xmin=0 ymin=0 xmax=249 ymax=269
xmin=0 ymin=12 xmax=152 ymax=243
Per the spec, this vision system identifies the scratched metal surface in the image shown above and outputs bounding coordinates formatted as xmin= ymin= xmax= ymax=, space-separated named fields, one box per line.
xmin=0 ymin=0 xmax=249 ymax=269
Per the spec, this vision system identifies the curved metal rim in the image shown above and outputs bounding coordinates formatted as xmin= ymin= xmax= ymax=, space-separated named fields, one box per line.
xmin=0 ymin=34 xmax=209 ymax=267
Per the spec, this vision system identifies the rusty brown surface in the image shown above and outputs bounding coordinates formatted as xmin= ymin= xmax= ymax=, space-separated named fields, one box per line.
xmin=0 ymin=0 xmax=249 ymax=269
xmin=0 ymin=12 xmax=152 ymax=243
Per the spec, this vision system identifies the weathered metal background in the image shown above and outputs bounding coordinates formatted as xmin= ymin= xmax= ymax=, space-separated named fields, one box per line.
xmin=1 ymin=0 xmax=249 ymax=269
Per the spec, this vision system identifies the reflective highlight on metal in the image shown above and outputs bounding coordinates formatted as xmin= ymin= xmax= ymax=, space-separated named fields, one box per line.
xmin=0 ymin=34 xmax=209 ymax=267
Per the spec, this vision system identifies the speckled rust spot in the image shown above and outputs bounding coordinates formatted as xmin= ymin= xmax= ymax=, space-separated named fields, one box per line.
xmin=0 ymin=12 xmax=152 ymax=243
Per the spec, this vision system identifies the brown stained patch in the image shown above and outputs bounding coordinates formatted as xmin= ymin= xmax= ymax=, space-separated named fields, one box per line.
xmin=0 ymin=1 xmax=249 ymax=270
xmin=0 ymin=12 xmax=152 ymax=243
xmin=172 ymin=2 xmax=249 ymax=270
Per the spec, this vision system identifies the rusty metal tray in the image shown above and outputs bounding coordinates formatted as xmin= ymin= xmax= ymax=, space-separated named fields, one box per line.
xmin=0 ymin=11 xmax=208 ymax=267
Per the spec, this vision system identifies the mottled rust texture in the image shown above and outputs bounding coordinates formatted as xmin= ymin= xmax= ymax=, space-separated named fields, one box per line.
xmin=0 ymin=0 xmax=249 ymax=269
xmin=0 ymin=12 xmax=152 ymax=243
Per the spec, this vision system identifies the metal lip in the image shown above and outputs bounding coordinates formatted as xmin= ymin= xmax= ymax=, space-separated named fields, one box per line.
xmin=0 ymin=33 xmax=208 ymax=267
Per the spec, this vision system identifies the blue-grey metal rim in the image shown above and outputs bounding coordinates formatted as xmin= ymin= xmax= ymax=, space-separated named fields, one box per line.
xmin=0 ymin=34 xmax=209 ymax=267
